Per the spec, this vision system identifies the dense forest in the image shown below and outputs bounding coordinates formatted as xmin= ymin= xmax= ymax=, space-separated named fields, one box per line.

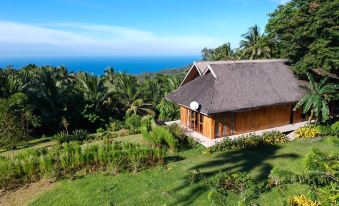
xmin=0 ymin=0 xmax=338 ymax=149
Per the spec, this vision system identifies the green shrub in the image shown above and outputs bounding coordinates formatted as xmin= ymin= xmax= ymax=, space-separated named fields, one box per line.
xmin=106 ymin=120 xmax=125 ymax=132
xmin=125 ymin=114 xmax=141 ymax=130
xmin=54 ymin=131 xmax=70 ymax=144
xmin=0 ymin=142 xmax=164 ymax=190
xmin=142 ymin=126 xmax=178 ymax=152
xmin=203 ymin=172 xmax=254 ymax=206
xmin=54 ymin=130 xmax=89 ymax=144
xmin=209 ymin=131 xmax=288 ymax=152
xmin=331 ymin=121 xmax=339 ymax=133
xmin=140 ymin=115 xmax=155 ymax=131
xmin=315 ymin=125 xmax=335 ymax=136
xmin=72 ymin=130 xmax=89 ymax=142
xmin=96 ymin=128 xmax=105 ymax=133
xmin=154 ymin=127 xmax=177 ymax=152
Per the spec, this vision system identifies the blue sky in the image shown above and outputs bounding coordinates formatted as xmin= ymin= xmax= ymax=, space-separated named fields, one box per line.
xmin=0 ymin=0 xmax=288 ymax=57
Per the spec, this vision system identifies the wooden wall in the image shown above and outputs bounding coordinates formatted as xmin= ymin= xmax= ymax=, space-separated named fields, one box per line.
xmin=180 ymin=106 xmax=188 ymax=126
xmin=180 ymin=104 xmax=303 ymax=139
xmin=234 ymin=104 xmax=292 ymax=135
xmin=202 ymin=115 xmax=214 ymax=139
xmin=181 ymin=66 xmax=200 ymax=86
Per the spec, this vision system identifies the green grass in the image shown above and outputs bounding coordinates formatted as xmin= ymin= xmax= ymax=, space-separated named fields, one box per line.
xmin=0 ymin=133 xmax=145 ymax=158
xmin=30 ymin=137 xmax=337 ymax=206
xmin=0 ymin=137 xmax=56 ymax=157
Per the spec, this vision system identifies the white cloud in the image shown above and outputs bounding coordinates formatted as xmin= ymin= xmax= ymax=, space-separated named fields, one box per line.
xmin=0 ymin=21 xmax=222 ymax=56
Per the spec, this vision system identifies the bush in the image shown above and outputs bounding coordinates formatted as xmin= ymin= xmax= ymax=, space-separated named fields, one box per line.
xmin=295 ymin=126 xmax=318 ymax=139
xmin=0 ymin=142 xmax=164 ymax=189
xmin=209 ymin=131 xmax=288 ymax=152
xmin=125 ymin=114 xmax=141 ymax=130
xmin=262 ymin=131 xmax=289 ymax=144
xmin=54 ymin=130 xmax=89 ymax=144
xmin=331 ymin=121 xmax=339 ymax=133
xmin=142 ymin=126 xmax=178 ymax=152
xmin=106 ymin=120 xmax=125 ymax=132
xmin=288 ymin=195 xmax=320 ymax=206
xmin=315 ymin=125 xmax=334 ymax=136
xmin=141 ymin=115 xmax=156 ymax=132
xmin=203 ymin=172 xmax=254 ymax=206
xmin=72 ymin=130 xmax=89 ymax=142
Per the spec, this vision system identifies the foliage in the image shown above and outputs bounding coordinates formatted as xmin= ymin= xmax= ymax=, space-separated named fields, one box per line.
xmin=262 ymin=130 xmax=289 ymax=144
xmin=54 ymin=130 xmax=89 ymax=144
xmin=331 ymin=121 xmax=339 ymax=133
xmin=0 ymin=141 xmax=164 ymax=189
xmin=125 ymin=114 xmax=142 ymax=130
xmin=269 ymin=149 xmax=338 ymax=205
xmin=201 ymin=42 xmax=234 ymax=61
xmin=265 ymin=0 xmax=338 ymax=75
xmin=239 ymin=25 xmax=271 ymax=59
xmin=140 ymin=115 xmax=156 ymax=132
xmin=156 ymin=100 xmax=179 ymax=121
xmin=295 ymin=126 xmax=319 ymax=139
xmin=314 ymin=125 xmax=335 ymax=136
xmin=0 ymin=65 xmax=183 ymax=137
xmin=203 ymin=172 xmax=255 ymax=206
xmin=209 ymin=131 xmax=288 ymax=152
xmin=288 ymin=195 xmax=320 ymax=206
xmin=294 ymin=73 xmax=338 ymax=122
xmin=142 ymin=126 xmax=178 ymax=152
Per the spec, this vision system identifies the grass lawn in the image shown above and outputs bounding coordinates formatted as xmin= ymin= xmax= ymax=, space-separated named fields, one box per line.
xmin=30 ymin=137 xmax=338 ymax=206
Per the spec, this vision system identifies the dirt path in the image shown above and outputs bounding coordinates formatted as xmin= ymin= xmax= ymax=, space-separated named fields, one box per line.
xmin=0 ymin=179 xmax=57 ymax=206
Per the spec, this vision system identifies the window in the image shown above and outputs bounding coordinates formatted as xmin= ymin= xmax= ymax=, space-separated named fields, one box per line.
xmin=214 ymin=113 xmax=234 ymax=138
xmin=187 ymin=109 xmax=204 ymax=133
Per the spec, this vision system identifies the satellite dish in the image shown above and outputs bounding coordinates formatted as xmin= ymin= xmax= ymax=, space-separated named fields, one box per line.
xmin=190 ymin=101 xmax=200 ymax=110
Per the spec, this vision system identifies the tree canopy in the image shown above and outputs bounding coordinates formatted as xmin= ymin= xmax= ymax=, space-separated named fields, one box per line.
xmin=265 ymin=0 xmax=338 ymax=75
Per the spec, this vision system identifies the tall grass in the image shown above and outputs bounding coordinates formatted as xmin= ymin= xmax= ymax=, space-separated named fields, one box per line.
xmin=142 ymin=126 xmax=178 ymax=152
xmin=0 ymin=142 xmax=164 ymax=190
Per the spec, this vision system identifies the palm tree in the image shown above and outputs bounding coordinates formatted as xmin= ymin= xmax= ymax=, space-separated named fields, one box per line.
xmin=239 ymin=25 xmax=271 ymax=60
xmin=115 ymin=73 xmax=154 ymax=116
xmin=126 ymin=99 xmax=155 ymax=116
xmin=76 ymin=72 xmax=110 ymax=104
xmin=201 ymin=43 xmax=234 ymax=61
xmin=294 ymin=73 xmax=338 ymax=122
xmin=102 ymin=67 xmax=116 ymax=87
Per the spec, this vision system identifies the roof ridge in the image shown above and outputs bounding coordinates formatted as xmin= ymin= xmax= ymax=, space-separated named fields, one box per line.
xmin=206 ymin=59 xmax=289 ymax=65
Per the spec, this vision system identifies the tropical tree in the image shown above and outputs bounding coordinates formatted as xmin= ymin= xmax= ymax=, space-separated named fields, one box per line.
xmin=265 ymin=0 xmax=338 ymax=75
xmin=126 ymin=99 xmax=155 ymax=117
xmin=201 ymin=43 xmax=234 ymax=61
xmin=239 ymin=25 xmax=271 ymax=60
xmin=115 ymin=73 xmax=154 ymax=116
xmin=294 ymin=73 xmax=339 ymax=122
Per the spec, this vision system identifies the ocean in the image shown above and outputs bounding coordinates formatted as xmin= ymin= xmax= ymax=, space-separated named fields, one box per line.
xmin=0 ymin=56 xmax=200 ymax=75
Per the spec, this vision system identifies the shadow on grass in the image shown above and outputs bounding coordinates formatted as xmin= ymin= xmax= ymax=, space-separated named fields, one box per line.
xmin=164 ymin=155 xmax=185 ymax=164
xmin=169 ymin=144 xmax=299 ymax=206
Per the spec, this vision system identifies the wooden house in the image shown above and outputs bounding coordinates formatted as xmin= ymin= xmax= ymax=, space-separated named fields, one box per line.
xmin=166 ymin=59 xmax=305 ymax=139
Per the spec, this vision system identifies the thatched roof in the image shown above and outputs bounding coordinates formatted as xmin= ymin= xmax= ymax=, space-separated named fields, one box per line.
xmin=166 ymin=59 xmax=305 ymax=115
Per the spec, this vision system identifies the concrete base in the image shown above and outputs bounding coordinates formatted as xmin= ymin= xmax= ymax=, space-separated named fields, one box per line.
xmin=165 ymin=120 xmax=309 ymax=147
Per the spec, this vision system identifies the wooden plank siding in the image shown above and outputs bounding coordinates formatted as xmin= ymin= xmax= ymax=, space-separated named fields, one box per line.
xmin=180 ymin=106 xmax=188 ymax=126
xmin=180 ymin=104 xmax=303 ymax=139
xmin=234 ymin=104 xmax=291 ymax=135
xmin=202 ymin=115 xmax=214 ymax=139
